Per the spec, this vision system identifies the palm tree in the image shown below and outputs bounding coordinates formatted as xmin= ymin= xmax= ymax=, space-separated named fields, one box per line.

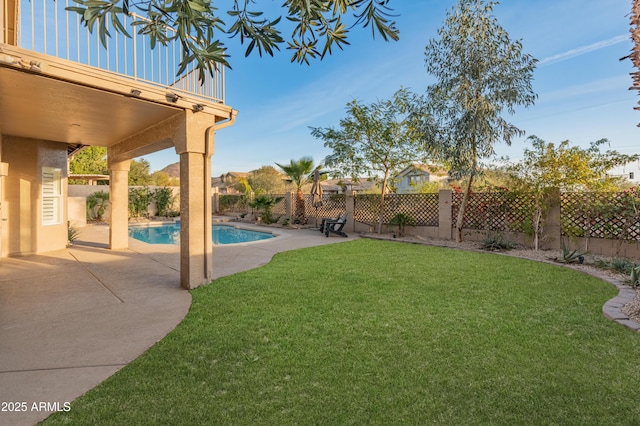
xmin=248 ymin=194 xmax=283 ymax=224
xmin=276 ymin=157 xmax=315 ymax=225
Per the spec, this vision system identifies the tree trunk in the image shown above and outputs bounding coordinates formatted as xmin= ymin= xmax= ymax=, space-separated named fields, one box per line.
xmin=456 ymin=136 xmax=478 ymax=243
xmin=295 ymin=189 xmax=306 ymax=224
xmin=455 ymin=174 xmax=474 ymax=243
xmin=532 ymin=208 xmax=541 ymax=251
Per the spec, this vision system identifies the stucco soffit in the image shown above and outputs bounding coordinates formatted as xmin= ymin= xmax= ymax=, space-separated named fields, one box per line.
xmin=108 ymin=113 xmax=184 ymax=163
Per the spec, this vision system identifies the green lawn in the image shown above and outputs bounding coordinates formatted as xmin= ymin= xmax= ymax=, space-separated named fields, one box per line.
xmin=46 ymin=239 xmax=640 ymax=425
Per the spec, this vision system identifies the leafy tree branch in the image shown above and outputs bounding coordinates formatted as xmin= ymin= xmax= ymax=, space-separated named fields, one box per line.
xmin=67 ymin=0 xmax=400 ymax=81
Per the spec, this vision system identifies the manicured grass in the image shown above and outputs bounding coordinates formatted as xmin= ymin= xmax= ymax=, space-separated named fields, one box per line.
xmin=46 ymin=239 xmax=640 ymax=425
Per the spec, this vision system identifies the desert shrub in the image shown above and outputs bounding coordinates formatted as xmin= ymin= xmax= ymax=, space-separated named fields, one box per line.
xmin=559 ymin=240 xmax=586 ymax=264
xmin=129 ymin=187 xmax=152 ymax=218
xmin=86 ymin=191 xmax=109 ymax=221
xmin=482 ymin=232 xmax=517 ymax=251
xmin=152 ymin=187 xmax=176 ymax=217
xmin=388 ymin=213 xmax=415 ymax=238
xmin=219 ymin=195 xmax=248 ymax=213
xmin=249 ymin=195 xmax=283 ymax=224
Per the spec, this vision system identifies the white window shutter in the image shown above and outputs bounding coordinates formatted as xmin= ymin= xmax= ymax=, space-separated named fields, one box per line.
xmin=42 ymin=167 xmax=62 ymax=225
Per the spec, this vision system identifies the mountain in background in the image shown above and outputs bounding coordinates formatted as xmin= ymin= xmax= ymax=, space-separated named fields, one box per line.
xmin=160 ymin=162 xmax=180 ymax=178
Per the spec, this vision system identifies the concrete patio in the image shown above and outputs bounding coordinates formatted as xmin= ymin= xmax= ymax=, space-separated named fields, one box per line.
xmin=0 ymin=222 xmax=356 ymax=426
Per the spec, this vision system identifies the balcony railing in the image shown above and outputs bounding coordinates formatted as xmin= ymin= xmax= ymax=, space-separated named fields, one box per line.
xmin=13 ymin=0 xmax=224 ymax=103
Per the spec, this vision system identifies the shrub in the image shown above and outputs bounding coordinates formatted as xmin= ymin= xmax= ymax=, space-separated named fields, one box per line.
xmin=68 ymin=222 xmax=80 ymax=244
xmin=482 ymin=232 xmax=516 ymax=251
xmin=559 ymin=240 xmax=586 ymax=264
xmin=219 ymin=194 xmax=248 ymax=213
xmin=594 ymin=257 xmax=639 ymax=277
xmin=608 ymin=257 xmax=636 ymax=275
xmin=86 ymin=191 xmax=109 ymax=221
xmin=388 ymin=213 xmax=415 ymax=238
xmin=128 ymin=187 xmax=152 ymax=218
xmin=631 ymin=265 xmax=640 ymax=287
xmin=248 ymin=195 xmax=283 ymax=224
xmin=152 ymin=187 xmax=176 ymax=217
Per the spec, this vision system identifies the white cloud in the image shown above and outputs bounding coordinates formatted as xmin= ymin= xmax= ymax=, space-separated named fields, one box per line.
xmin=539 ymin=34 xmax=628 ymax=66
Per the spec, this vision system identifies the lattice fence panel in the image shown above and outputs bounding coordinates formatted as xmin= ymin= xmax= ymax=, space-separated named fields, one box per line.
xmin=218 ymin=194 xmax=248 ymax=213
xmin=354 ymin=194 xmax=439 ymax=226
xmin=304 ymin=194 xmax=346 ymax=220
xmin=451 ymin=191 xmax=530 ymax=231
xmin=305 ymin=194 xmax=347 ymax=217
xmin=354 ymin=194 xmax=378 ymax=224
xmin=269 ymin=194 xmax=289 ymax=217
xmin=562 ymin=191 xmax=640 ymax=241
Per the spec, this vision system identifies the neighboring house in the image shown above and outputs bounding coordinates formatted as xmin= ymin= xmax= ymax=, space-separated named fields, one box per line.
xmin=608 ymin=161 xmax=640 ymax=184
xmin=322 ymin=178 xmax=378 ymax=194
xmin=0 ymin=2 xmax=236 ymax=289
xmin=211 ymin=172 xmax=251 ymax=194
xmin=395 ymin=164 xmax=449 ymax=194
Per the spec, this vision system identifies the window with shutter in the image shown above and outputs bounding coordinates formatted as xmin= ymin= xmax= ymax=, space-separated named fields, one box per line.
xmin=42 ymin=167 xmax=62 ymax=225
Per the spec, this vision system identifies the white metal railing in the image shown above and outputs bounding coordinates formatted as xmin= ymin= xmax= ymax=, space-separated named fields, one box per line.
xmin=15 ymin=0 xmax=224 ymax=103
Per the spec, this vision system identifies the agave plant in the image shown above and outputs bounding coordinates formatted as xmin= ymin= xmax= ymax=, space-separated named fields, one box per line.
xmin=68 ymin=223 xmax=80 ymax=245
xmin=631 ymin=265 xmax=640 ymax=287
xmin=560 ymin=239 xmax=586 ymax=264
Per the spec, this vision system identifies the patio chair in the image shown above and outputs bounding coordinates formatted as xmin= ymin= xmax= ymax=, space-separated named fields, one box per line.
xmin=319 ymin=214 xmax=342 ymax=233
xmin=324 ymin=213 xmax=348 ymax=238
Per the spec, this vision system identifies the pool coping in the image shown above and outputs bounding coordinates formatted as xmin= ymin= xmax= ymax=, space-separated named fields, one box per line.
xmin=127 ymin=221 xmax=283 ymax=246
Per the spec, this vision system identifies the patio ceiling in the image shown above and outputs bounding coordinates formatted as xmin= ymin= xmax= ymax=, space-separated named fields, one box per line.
xmin=0 ymin=65 xmax=181 ymax=150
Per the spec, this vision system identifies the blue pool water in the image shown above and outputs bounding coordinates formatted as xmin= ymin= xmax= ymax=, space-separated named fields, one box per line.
xmin=129 ymin=223 xmax=274 ymax=245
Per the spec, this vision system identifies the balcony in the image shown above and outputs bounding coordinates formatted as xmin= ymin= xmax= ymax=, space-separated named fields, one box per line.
xmin=2 ymin=0 xmax=224 ymax=104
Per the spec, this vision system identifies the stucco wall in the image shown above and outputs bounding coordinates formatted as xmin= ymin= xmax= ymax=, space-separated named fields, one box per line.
xmin=1 ymin=136 xmax=68 ymax=256
xmin=68 ymin=197 xmax=87 ymax=228
xmin=69 ymin=184 xmax=180 ymax=218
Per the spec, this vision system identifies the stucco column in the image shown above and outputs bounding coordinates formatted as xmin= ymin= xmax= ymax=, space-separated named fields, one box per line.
xmin=108 ymin=157 xmax=131 ymax=250
xmin=173 ymin=109 xmax=235 ymax=289
xmin=0 ymin=130 xmax=4 ymax=257
xmin=543 ymin=187 xmax=562 ymax=250
xmin=179 ymin=150 xmax=211 ymax=289
xmin=345 ymin=191 xmax=355 ymax=232
xmin=438 ymin=189 xmax=453 ymax=240
xmin=174 ymin=110 xmax=218 ymax=289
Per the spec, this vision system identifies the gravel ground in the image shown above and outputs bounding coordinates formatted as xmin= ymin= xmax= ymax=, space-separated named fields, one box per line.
xmin=363 ymin=232 xmax=640 ymax=323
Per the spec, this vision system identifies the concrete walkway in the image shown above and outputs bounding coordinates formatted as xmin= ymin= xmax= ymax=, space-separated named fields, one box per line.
xmin=0 ymin=223 xmax=356 ymax=426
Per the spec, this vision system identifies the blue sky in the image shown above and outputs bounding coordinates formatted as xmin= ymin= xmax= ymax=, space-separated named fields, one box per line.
xmin=141 ymin=0 xmax=640 ymax=178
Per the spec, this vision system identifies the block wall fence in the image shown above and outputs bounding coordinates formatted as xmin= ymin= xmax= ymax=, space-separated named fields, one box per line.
xmin=70 ymin=186 xmax=640 ymax=259
xmin=214 ymin=189 xmax=640 ymax=259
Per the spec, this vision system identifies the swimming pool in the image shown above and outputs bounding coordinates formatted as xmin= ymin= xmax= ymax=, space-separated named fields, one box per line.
xmin=128 ymin=223 xmax=274 ymax=245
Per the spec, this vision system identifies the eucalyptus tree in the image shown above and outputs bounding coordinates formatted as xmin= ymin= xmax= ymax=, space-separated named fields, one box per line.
xmin=128 ymin=159 xmax=153 ymax=186
xmin=276 ymin=157 xmax=317 ymax=225
xmin=311 ymin=88 xmax=429 ymax=233
xmin=67 ymin=0 xmax=400 ymax=81
xmin=424 ymin=0 xmax=537 ymax=242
